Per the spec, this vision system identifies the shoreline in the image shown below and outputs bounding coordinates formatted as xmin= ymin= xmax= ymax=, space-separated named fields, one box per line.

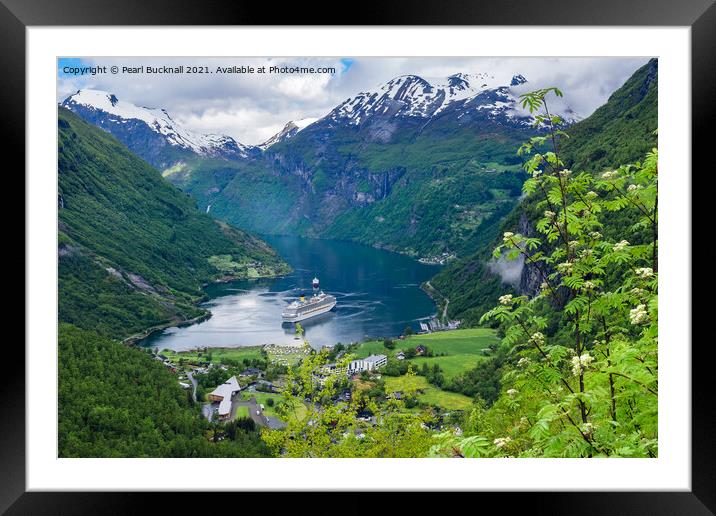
xmin=261 ymin=233 xmax=449 ymax=267
xmin=129 ymin=236 xmax=442 ymax=351
xmin=126 ymin=268 xmax=291 ymax=347
xmin=421 ymin=280 xmax=448 ymax=323
xmin=122 ymin=311 xmax=212 ymax=346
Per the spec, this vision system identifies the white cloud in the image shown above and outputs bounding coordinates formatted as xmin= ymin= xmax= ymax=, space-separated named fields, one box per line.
xmin=272 ymin=74 xmax=333 ymax=101
xmin=58 ymin=57 xmax=651 ymax=145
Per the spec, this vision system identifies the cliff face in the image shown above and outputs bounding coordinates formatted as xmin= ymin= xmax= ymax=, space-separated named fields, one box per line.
xmin=515 ymin=58 xmax=659 ymax=298
xmin=516 ymin=211 xmax=543 ymax=297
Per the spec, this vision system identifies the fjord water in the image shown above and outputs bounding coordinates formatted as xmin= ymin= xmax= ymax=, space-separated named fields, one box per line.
xmin=142 ymin=236 xmax=440 ymax=351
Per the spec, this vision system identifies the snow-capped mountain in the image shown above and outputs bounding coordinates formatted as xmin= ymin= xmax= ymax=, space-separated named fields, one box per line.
xmin=258 ymin=117 xmax=318 ymax=150
xmin=326 ymin=73 xmax=579 ymax=127
xmin=60 ymin=89 xmax=258 ymax=168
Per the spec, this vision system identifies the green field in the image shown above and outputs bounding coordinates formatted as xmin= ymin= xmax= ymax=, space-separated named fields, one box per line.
xmin=235 ymin=406 xmax=250 ymax=419
xmin=355 ymin=328 xmax=499 ymax=379
xmin=241 ymin=391 xmax=281 ymax=416
xmin=242 ymin=391 xmax=308 ymax=421
xmin=383 ymin=375 xmax=474 ymax=411
xmin=162 ymin=346 xmax=265 ymax=366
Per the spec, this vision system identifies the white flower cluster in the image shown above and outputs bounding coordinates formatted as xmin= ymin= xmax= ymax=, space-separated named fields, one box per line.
xmin=613 ymin=240 xmax=630 ymax=252
xmin=506 ymin=388 xmax=518 ymax=397
xmin=635 ymin=267 xmax=654 ymax=279
xmin=544 ymin=210 xmax=556 ymax=219
xmin=629 ymin=304 xmax=649 ymax=325
xmin=556 ymin=262 xmax=573 ymax=274
xmin=568 ymin=240 xmax=580 ymax=250
xmin=631 ymin=287 xmax=645 ymax=296
xmin=559 ymin=169 xmax=572 ymax=178
xmin=503 ymin=232 xmax=515 ymax=243
xmin=571 ymin=353 xmax=594 ymax=376
xmin=627 ymin=184 xmax=643 ymax=192
xmin=586 ymin=191 xmax=598 ymax=199
xmin=529 ymin=332 xmax=545 ymax=346
xmin=589 ymin=231 xmax=602 ymax=240
xmin=582 ymin=281 xmax=596 ymax=291
xmin=517 ymin=357 xmax=531 ymax=368
xmin=540 ymin=282 xmax=549 ymax=291
xmin=532 ymin=169 xmax=543 ymax=178
xmin=601 ymin=170 xmax=618 ymax=179
xmin=579 ymin=249 xmax=593 ymax=259
xmin=493 ymin=437 xmax=512 ymax=449
xmin=499 ymin=294 xmax=513 ymax=306
xmin=581 ymin=422 xmax=594 ymax=435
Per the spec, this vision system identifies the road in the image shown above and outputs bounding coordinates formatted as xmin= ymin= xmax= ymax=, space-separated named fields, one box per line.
xmin=187 ymin=371 xmax=198 ymax=403
xmin=424 ymin=281 xmax=450 ymax=321
xmin=201 ymin=386 xmax=287 ymax=429
xmin=231 ymin=396 xmax=270 ymax=427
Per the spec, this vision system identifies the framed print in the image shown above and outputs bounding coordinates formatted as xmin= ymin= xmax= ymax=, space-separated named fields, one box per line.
xmin=5 ymin=0 xmax=715 ymax=512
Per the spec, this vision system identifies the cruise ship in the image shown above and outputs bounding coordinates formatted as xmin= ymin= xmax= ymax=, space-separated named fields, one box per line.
xmin=281 ymin=284 xmax=337 ymax=323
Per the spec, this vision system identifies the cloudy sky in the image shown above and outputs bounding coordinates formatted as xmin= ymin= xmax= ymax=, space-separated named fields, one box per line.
xmin=57 ymin=57 xmax=651 ymax=145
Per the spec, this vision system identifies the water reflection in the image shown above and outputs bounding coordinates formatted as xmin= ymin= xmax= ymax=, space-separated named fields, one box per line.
xmin=142 ymin=236 xmax=440 ymax=351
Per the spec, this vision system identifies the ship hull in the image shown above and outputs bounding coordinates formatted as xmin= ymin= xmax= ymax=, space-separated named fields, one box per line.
xmin=282 ymin=299 xmax=336 ymax=323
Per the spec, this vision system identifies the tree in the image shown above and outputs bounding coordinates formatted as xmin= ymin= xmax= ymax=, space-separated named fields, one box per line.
xmin=260 ymin=349 xmax=432 ymax=457
xmin=433 ymin=88 xmax=658 ymax=458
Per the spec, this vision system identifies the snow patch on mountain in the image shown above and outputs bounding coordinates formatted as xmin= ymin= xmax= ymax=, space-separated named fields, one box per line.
xmin=328 ymin=73 xmax=580 ymax=126
xmin=61 ymin=89 xmax=255 ymax=158
xmin=258 ymin=117 xmax=319 ymax=150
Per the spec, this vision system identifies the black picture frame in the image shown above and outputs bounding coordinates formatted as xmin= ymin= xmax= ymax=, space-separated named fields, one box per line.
xmin=4 ymin=0 xmax=714 ymax=513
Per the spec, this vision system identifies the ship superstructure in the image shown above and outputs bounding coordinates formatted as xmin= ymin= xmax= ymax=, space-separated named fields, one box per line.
xmin=282 ymin=281 xmax=336 ymax=323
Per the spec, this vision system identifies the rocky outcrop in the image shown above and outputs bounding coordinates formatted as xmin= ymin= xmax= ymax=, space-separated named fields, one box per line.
xmin=517 ymin=211 xmax=543 ymax=297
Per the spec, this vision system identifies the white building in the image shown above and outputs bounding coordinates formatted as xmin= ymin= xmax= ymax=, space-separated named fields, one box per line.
xmin=207 ymin=376 xmax=241 ymax=420
xmin=348 ymin=354 xmax=388 ymax=374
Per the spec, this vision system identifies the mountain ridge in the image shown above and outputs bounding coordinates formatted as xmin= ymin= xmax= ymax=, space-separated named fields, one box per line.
xmin=61 ymin=89 xmax=259 ymax=168
xmin=258 ymin=117 xmax=319 ymax=150
xmin=58 ymin=106 xmax=290 ymax=339
xmin=61 ymin=70 xmax=582 ymax=260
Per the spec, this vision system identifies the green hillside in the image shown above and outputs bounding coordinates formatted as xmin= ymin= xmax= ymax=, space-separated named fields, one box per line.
xmin=560 ymin=58 xmax=658 ymax=172
xmin=168 ymin=116 xmax=531 ymax=260
xmin=58 ymin=107 xmax=290 ymax=337
xmin=57 ymin=108 xmax=287 ymax=457
xmin=59 ymin=323 xmax=271 ymax=457
xmin=431 ymin=59 xmax=658 ymax=325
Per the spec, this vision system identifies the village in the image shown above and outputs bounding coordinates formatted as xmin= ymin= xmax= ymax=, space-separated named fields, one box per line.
xmin=148 ymin=326 xmax=498 ymax=439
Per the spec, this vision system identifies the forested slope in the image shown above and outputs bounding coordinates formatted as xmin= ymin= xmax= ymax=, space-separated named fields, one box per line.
xmin=58 ymin=107 xmax=289 ymax=336
xmin=431 ymin=59 xmax=658 ymax=326
xmin=57 ymin=108 xmax=285 ymax=457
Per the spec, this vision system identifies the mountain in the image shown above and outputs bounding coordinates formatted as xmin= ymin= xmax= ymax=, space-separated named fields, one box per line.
xmin=258 ymin=118 xmax=318 ymax=150
xmin=430 ymin=59 xmax=658 ymax=326
xmin=324 ymin=72 xmax=577 ymax=128
xmin=61 ymin=89 xmax=259 ymax=169
xmin=58 ymin=107 xmax=289 ymax=339
xmin=63 ymin=72 xmax=580 ymax=260
xmin=559 ymin=59 xmax=658 ymax=172
xmin=166 ymin=72 xmax=577 ymax=259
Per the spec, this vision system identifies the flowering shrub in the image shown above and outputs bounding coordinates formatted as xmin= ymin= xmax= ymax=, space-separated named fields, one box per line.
xmin=432 ymin=88 xmax=658 ymax=458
